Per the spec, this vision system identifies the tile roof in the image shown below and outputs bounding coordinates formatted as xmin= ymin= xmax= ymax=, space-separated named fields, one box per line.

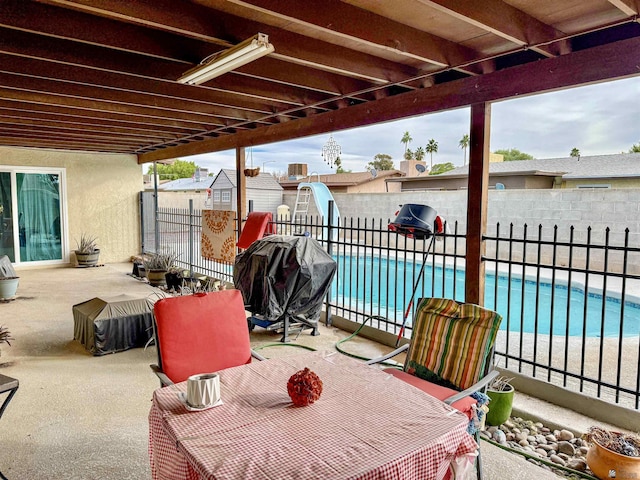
xmin=438 ymin=153 xmax=640 ymax=179
xmin=279 ymin=169 xmax=403 ymax=187
xmin=216 ymin=169 xmax=283 ymax=190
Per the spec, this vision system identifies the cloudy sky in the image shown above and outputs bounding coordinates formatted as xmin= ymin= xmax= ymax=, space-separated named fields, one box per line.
xmin=184 ymin=75 xmax=640 ymax=177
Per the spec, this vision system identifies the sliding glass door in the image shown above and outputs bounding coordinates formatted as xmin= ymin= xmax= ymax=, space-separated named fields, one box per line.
xmin=0 ymin=168 xmax=66 ymax=264
xmin=0 ymin=172 xmax=13 ymax=261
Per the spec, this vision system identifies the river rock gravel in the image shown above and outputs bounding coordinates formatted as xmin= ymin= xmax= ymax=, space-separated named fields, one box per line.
xmin=480 ymin=417 xmax=595 ymax=479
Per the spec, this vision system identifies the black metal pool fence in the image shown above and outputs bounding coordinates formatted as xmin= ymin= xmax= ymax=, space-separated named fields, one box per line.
xmin=142 ymin=199 xmax=640 ymax=410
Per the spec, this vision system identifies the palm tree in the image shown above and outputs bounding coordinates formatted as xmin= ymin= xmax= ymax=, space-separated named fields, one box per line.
xmin=401 ymin=131 xmax=412 ymax=154
xmin=426 ymin=139 xmax=438 ymax=169
xmin=459 ymin=134 xmax=470 ymax=165
xmin=570 ymin=148 xmax=580 ymax=158
xmin=414 ymin=146 xmax=425 ymax=162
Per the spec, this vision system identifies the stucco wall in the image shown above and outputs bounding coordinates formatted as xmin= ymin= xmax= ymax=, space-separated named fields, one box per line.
xmin=1 ymin=146 xmax=142 ymax=264
xmin=563 ymin=178 xmax=640 ymax=189
xmin=345 ymin=176 xmax=397 ymax=193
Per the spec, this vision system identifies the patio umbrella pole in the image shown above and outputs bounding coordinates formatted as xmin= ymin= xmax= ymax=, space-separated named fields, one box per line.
xmin=396 ymin=235 xmax=436 ymax=346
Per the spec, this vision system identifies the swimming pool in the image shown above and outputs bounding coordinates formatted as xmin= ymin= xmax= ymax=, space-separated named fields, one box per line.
xmin=331 ymin=255 xmax=640 ymax=338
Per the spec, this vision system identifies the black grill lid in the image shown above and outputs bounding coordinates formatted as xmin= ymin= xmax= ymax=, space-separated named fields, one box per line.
xmin=388 ymin=204 xmax=437 ymax=239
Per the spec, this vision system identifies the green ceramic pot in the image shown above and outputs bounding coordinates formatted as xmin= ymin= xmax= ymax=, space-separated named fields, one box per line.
xmin=486 ymin=384 xmax=514 ymax=426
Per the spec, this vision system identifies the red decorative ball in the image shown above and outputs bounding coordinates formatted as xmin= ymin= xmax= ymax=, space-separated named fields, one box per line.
xmin=287 ymin=367 xmax=323 ymax=406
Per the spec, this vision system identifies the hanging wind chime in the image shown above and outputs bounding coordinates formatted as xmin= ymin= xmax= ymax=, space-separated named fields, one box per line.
xmin=321 ymin=134 xmax=341 ymax=168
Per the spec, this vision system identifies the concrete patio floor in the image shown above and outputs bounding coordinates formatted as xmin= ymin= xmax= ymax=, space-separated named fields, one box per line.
xmin=0 ymin=262 xmax=607 ymax=479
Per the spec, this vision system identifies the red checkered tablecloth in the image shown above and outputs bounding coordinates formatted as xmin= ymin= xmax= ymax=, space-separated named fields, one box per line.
xmin=149 ymin=351 xmax=478 ymax=480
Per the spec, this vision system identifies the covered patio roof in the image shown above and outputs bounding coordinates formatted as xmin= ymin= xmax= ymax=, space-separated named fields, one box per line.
xmin=3 ymin=0 xmax=640 ymax=303
xmin=1 ymin=0 xmax=639 ymax=160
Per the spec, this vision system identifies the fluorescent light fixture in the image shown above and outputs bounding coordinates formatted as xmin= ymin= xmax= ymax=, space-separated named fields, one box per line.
xmin=178 ymin=33 xmax=274 ymax=85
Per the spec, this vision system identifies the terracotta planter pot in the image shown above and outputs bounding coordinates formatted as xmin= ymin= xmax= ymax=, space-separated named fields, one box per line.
xmin=486 ymin=384 xmax=514 ymax=426
xmin=587 ymin=438 xmax=640 ymax=480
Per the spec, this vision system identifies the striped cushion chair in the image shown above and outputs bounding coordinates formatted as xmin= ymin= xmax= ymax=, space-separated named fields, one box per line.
xmin=367 ymin=297 xmax=502 ymax=480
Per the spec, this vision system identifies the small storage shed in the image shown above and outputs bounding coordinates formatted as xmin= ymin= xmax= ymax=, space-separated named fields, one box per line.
xmin=209 ymin=170 xmax=283 ymax=215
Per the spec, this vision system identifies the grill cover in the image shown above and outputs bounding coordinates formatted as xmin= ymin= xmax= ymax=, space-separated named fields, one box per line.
xmin=233 ymin=235 xmax=336 ymax=328
xmin=388 ymin=204 xmax=437 ymax=239
xmin=73 ymin=294 xmax=155 ymax=356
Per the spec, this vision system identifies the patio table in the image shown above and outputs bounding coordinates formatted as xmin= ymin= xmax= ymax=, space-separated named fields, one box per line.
xmin=148 ymin=350 xmax=477 ymax=480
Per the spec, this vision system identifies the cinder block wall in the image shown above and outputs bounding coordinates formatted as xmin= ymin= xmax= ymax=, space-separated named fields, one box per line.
xmin=283 ymin=189 xmax=640 ymax=273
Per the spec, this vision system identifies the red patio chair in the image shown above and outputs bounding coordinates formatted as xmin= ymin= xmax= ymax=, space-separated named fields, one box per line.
xmin=367 ymin=297 xmax=502 ymax=480
xmin=150 ymin=290 xmax=265 ymax=386
xmin=237 ymin=211 xmax=273 ymax=250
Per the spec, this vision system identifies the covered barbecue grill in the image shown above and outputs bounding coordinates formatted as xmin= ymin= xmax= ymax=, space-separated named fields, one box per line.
xmin=233 ymin=235 xmax=336 ymax=342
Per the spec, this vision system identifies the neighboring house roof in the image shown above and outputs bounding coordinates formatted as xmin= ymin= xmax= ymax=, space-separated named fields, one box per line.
xmin=211 ymin=169 xmax=283 ymax=191
xmin=388 ymin=153 xmax=640 ymax=184
xmin=156 ymin=177 xmax=212 ymax=191
xmin=280 ymin=170 xmax=404 ymax=188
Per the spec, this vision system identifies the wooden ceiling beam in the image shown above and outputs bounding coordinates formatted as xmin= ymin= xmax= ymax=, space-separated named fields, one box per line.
xmin=10 ymin=54 xmax=330 ymax=112
xmin=34 ymin=0 xmax=231 ymax=42
xmin=0 ymin=86 xmax=227 ymax=127
xmin=234 ymin=60 xmax=375 ymax=97
xmin=0 ymin=77 xmax=251 ymax=125
xmin=0 ymin=130 xmax=142 ymax=148
xmin=0 ymin=137 xmax=134 ymax=153
xmin=0 ymin=58 xmax=285 ymax=121
xmin=36 ymin=0 xmax=419 ymax=83
xmin=1 ymin=0 xmax=207 ymax=62
xmin=0 ymin=26 xmax=364 ymax=107
xmin=608 ymin=0 xmax=639 ymax=16
xmin=139 ymin=35 xmax=640 ymax=163
xmin=222 ymin=21 xmax=419 ymax=84
xmin=200 ymin=74 xmax=334 ymax=110
xmin=418 ymin=0 xmax=569 ymax=57
xmin=212 ymin=0 xmax=484 ymax=74
xmin=0 ymin=126 xmax=150 ymax=146
xmin=0 ymin=116 xmax=172 ymax=142
xmin=0 ymin=101 xmax=210 ymax=133
xmin=0 ymin=27 xmax=195 ymax=82
xmin=0 ymin=5 xmax=328 ymax=108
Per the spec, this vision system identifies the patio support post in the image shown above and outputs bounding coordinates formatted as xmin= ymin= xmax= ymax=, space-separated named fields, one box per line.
xmin=235 ymin=147 xmax=247 ymax=240
xmin=465 ymin=102 xmax=491 ymax=305
xmin=153 ymin=161 xmax=159 ymax=253
xmin=189 ymin=199 xmax=194 ymax=278
xmin=325 ymin=200 xmax=335 ymax=326
xmin=139 ymin=192 xmax=145 ymax=253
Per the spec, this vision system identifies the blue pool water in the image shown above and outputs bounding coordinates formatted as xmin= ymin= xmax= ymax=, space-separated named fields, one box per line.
xmin=331 ymin=255 xmax=640 ymax=338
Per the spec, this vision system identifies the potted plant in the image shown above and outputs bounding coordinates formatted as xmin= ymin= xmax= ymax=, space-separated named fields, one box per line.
xmin=143 ymin=251 xmax=178 ymax=287
xmin=0 ymin=325 xmax=13 ymax=365
xmin=165 ymin=266 xmax=184 ymax=292
xmin=485 ymin=375 xmax=514 ymax=426
xmin=0 ymin=255 xmax=19 ymax=301
xmin=74 ymin=233 xmax=100 ymax=267
xmin=0 ymin=276 xmax=19 ymax=301
xmin=586 ymin=426 xmax=640 ymax=479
